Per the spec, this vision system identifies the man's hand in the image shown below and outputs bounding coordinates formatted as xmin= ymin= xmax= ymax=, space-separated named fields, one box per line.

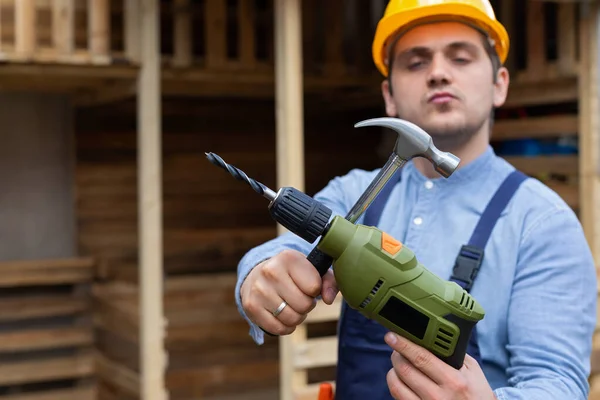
xmin=384 ymin=332 xmax=496 ymax=400
xmin=240 ymin=249 xmax=339 ymax=336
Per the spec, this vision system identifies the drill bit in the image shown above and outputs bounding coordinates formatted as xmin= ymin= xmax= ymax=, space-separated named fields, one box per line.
xmin=205 ymin=152 xmax=277 ymax=202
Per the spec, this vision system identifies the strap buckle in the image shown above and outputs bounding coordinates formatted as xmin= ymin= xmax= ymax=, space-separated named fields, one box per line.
xmin=451 ymin=245 xmax=484 ymax=291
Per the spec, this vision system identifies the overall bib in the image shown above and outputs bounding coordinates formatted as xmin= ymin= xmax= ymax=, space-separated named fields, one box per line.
xmin=334 ymin=169 xmax=528 ymax=400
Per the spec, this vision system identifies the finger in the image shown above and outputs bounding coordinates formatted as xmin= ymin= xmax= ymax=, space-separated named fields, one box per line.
xmin=271 ymin=298 xmax=309 ymax=328
xmin=391 ymin=351 xmax=442 ymax=399
xmin=273 ymin=272 xmax=318 ymax=315
xmin=386 ymin=368 xmax=419 ymax=400
xmin=385 ymin=332 xmax=451 ymax=385
xmin=282 ymin=250 xmax=323 ymax=297
xmin=255 ymin=305 xmax=297 ymax=336
xmin=320 ymin=269 xmax=339 ymax=305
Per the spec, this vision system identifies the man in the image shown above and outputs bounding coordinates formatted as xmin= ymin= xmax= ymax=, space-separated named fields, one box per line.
xmin=235 ymin=1 xmax=597 ymax=399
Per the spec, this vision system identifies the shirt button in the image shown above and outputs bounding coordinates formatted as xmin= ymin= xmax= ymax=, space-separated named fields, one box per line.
xmin=424 ymin=181 xmax=433 ymax=189
xmin=413 ymin=217 xmax=423 ymax=225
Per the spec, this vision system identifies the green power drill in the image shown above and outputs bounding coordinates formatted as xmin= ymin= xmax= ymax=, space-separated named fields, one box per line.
xmin=206 ymin=117 xmax=485 ymax=370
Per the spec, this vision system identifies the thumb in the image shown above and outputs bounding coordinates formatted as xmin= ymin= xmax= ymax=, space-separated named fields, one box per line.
xmin=320 ymin=269 xmax=339 ymax=305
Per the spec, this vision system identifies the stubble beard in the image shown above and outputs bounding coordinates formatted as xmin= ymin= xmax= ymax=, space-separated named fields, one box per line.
xmin=405 ymin=105 xmax=488 ymax=152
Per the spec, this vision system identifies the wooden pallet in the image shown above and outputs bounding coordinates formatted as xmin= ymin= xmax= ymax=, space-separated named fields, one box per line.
xmin=92 ymin=272 xmax=281 ymax=400
xmin=0 ymin=257 xmax=97 ymax=400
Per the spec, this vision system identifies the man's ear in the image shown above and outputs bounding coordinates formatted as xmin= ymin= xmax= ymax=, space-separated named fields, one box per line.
xmin=381 ymin=79 xmax=398 ymax=117
xmin=492 ymin=66 xmax=510 ymax=108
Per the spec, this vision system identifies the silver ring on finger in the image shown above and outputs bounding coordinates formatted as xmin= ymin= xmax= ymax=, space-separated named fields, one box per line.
xmin=272 ymin=301 xmax=287 ymax=317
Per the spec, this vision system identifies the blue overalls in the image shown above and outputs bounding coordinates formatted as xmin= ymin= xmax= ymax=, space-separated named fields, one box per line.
xmin=334 ymin=169 xmax=528 ymax=400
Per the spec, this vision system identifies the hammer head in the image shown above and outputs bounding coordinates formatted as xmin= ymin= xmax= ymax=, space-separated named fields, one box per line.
xmin=355 ymin=117 xmax=460 ymax=178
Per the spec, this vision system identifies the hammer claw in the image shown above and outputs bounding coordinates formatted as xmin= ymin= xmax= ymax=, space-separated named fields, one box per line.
xmin=355 ymin=117 xmax=460 ymax=178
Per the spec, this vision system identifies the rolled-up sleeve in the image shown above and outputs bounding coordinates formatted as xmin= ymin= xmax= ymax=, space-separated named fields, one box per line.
xmin=494 ymin=207 xmax=597 ymax=400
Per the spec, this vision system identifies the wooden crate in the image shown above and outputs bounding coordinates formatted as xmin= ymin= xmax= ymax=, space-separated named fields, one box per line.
xmin=0 ymin=257 xmax=97 ymax=400
xmin=92 ymin=272 xmax=281 ymax=400
xmin=0 ymin=0 xmax=125 ymax=65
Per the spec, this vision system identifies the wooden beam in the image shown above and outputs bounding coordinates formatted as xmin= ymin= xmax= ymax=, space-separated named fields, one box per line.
xmin=492 ymin=115 xmax=579 ymax=140
xmin=137 ymin=0 xmax=167 ymax=399
xmin=15 ymin=0 xmax=36 ymax=59
xmin=578 ymin=2 xmax=600 ymax=265
xmin=172 ymin=0 xmax=192 ymax=67
xmin=274 ymin=1 xmax=306 ymax=400
xmin=125 ymin=0 xmax=140 ymax=63
xmin=53 ymin=0 xmax=75 ymax=55
xmin=88 ymin=0 xmax=110 ymax=63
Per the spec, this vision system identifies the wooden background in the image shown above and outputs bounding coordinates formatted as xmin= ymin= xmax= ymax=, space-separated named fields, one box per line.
xmin=76 ymin=95 xmax=385 ymax=399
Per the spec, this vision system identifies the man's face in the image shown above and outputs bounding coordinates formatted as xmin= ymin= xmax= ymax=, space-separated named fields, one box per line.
xmin=381 ymin=22 xmax=509 ymax=151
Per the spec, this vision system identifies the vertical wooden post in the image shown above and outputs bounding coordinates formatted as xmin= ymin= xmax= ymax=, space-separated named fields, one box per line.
xmin=53 ymin=0 xmax=75 ymax=56
xmin=125 ymin=0 xmax=140 ymax=63
xmin=578 ymin=2 xmax=600 ymax=265
xmin=16 ymin=0 xmax=36 ymax=58
xmin=204 ymin=0 xmax=227 ymax=69
xmin=89 ymin=0 xmax=110 ymax=62
xmin=173 ymin=0 xmax=192 ymax=67
xmin=274 ymin=1 xmax=305 ymax=400
xmin=0 ymin=0 xmax=3 ymax=52
xmin=238 ymin=0 xmax=256 ymax=67
xmin=138 ymin=0 xmax=167 ymax=400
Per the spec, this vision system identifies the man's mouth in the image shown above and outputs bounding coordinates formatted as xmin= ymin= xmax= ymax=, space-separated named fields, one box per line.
xmin=428 ymin=92 xmax=456 ymax=105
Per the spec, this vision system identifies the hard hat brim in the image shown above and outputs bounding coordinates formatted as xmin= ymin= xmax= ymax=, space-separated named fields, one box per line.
xmin=373 ymin=3 xmax=510 ymax=77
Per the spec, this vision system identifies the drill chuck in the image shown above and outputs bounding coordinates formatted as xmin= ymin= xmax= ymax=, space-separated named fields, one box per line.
xmin=268 ymin=187 xmax=332 ymax=243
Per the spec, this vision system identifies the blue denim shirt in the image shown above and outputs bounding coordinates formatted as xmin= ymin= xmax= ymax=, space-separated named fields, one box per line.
xmin=236 ymin=145 xmax=597 ymax=399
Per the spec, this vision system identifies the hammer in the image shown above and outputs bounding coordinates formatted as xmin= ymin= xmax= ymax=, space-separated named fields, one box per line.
xmin=306 ymin=117 xmax=460 ymax=275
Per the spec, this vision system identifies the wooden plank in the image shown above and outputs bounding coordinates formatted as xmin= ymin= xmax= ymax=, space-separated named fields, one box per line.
xmin=204 ymin=0 xmax=227 ymax=68
xmin=53 ymin=0 xmax=75 ymax=55
xmin=503 ymin=77 xmax=578 ymax=107
xmin=324 ymin=0 xmax=345 ymax=75
xmin=492 ymin=115 xmax=579 ymax=140
xmin=520 ymin=0 xmax=545 ymax=82
xmin=96 ymin=353 xmax=140 ymax=397
xmin=557 ymin=3 xmax=577 ymax=76
xmin=0 ymin=257 xmax=94 ymax=287
xmin=138 ymin=0 xmax=166 ymax=399
xmin=238 ymin=0 xmax=256 ymax=66
xmin=15 ymin=0 xmax=36 ymax=58
xmin=0 ymin=327 xmax=93 ymax=352
xmin=293 ymin=337 xmax=338 ymax=369
xmin=274 ymin=1 xmax=307 ymax=399
xmin=0 ymin=295 xmax=88 ymax=322
xmin=0 ymin=384 xmax=96 ymax=400
xmin=172 ymin=0 xmax=192 ymax=67
xmin=0 ymin=351 xmax=95 ymax=386
xmin=305 ymin=295 xmax=342 ymax=323
xmin=88 ymin=0 xmax=110 ymax=62
xmin=124 ymin=0 xmax=140 ymax=63
xmin=578 ymin=1 xmax=600 ymax=266
xmin=502 ymin=155 xmax=578 ymax=177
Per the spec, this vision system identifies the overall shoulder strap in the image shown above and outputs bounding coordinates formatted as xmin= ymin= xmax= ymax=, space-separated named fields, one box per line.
xmin=450 ymin=169 xmax=529 ymax=291
xmin=363 ymin=167 xmax=403 ymax=227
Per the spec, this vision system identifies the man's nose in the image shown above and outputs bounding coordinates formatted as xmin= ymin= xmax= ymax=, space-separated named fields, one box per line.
xmin=427 ymin=54 xmax=452 ymax=86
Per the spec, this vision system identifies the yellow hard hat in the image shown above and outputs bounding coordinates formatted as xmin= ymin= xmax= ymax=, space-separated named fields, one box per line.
xmin=373 ymin=0 xmax=509 ymax=77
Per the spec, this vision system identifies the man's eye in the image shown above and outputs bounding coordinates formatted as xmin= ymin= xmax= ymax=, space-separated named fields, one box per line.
xmin=454 ymin=57 xmax=469 ymax=64
xmin=408 ymin=60 xmax=425 ymax=70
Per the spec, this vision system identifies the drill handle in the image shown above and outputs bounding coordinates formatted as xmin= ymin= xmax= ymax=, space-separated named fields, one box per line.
xmin=438 ymin=314 xmax=478 ymax=369
xmin=307 ymin=247 xmax=333 ymax=277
